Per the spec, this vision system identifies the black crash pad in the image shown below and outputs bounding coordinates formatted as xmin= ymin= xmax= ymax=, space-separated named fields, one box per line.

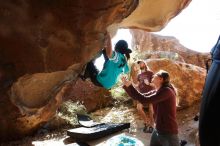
xmin=67 ymin=123 xmax=130 ymax=141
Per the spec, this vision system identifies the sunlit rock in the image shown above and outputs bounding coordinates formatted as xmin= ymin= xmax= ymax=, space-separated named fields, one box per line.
xmin=119 ymin=0 xmax=191 ymax=31
xmin=0 ymin=0 xmax=137 ymax=140
xmin=0 ymin=0 xmax=191 ymax=140
xmin=0 ymin=64 xmax=81 ymax=140
xmin=130 ymin=29 xmax=210 ymax=68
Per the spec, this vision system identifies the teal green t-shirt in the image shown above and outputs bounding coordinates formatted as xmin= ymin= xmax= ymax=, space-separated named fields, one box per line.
xmin=96 ymin=51 xmax=129 ymax=89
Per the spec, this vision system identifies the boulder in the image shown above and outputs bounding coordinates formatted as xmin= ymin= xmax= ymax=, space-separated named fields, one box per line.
xmin=0 ymin=0 xmax=191 ymax=140
xmin=0 ymin=64 xmax=81 ymax=140
xmin=147 ymin=59 xmax=206 ymax=108
xmin=63 ymin=79 xmax=113 ymax=112
xmin=130 ymin=30 xmax=210 ymax=68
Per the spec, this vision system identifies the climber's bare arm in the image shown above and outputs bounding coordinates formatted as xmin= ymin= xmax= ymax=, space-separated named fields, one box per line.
xmin=104 ymin=33 xmax=113 ymax=58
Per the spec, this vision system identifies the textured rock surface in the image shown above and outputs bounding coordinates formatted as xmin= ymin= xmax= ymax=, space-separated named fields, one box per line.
xmin=0 ymin=64 xmax=81 ymax=140
xmin=0 ymin=0 xmax=191 ymax=141
xmin=0 ymin=0 xmax=137 ymax=76
xmin=0 ymin=0 xmax=137 ymax=141
xmin=130 ymin=29 xmax=210 ymax=68
xmin=63 ymin=79 xmax=113 ymax=112
xmin=120 ymin=0 xmax=191 ymax=31
xmin=147 ymin=59 xmax=206 ymax=108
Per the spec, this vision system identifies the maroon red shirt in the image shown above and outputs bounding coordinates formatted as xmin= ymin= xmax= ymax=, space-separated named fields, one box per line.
xmin=137 ymin=70 xmax=154 ymax=93
xmin=123 ymin=85 xmax=178 ymax=134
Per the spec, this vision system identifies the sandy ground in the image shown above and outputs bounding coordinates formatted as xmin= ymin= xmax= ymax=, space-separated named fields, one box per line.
xmin=0 ymin=101 xmax=200 ymax=146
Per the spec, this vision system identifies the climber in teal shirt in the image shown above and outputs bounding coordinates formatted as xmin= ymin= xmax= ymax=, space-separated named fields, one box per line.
xmin=80 ymin=34 xmax=132 ymax=89
xmin=97 ymin=51 xmax=130 ymax=89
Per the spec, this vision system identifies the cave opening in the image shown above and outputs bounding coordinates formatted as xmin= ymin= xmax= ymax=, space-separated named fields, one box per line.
xmin=1 ymin=0 xmax=213 ymax=145
xmin=94 ymin=28 xmax=133 ymax=72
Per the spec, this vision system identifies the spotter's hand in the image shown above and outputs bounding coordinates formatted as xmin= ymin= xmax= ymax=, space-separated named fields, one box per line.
xmin=121 ymin=76 xmax=132 ymax=87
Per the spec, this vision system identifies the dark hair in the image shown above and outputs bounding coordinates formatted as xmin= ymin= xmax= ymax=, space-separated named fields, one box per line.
xmin=156 ymin=70 xmax=172 ymax=88
xmin=115 ymin=40 xmax=131 ymax=60
xmin=156 ymin=70 xmax=178 ymax=105
xmin=137 ymin=60 xmax=149 ymax=71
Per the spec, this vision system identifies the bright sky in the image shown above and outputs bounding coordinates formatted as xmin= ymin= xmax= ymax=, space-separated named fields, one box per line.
xmin=112 ymin=29 xmax=132 ymax=50
xmin=97 ymin=0 xmax=220 ymax=69
xmin=95 ymin=29 xmax=132 ymax=71
xmin=155 ymin=0 xmax=220 ymax=52
xmin=112 ymin=0 xmax=220 ymax=53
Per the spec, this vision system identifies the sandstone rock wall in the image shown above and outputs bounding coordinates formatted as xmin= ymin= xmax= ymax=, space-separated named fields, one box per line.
xmin=63 ymin=79 xmax=113 ymax=112
xmin=130 ymin=29 xmax=210 ymax=68
xmin=0 ymin=0 xmax=191 ymax=141
xmin=0 ymin=0 xmax=137 ymax=140
xmin=0 ymin=0 xmax=137 ymax=77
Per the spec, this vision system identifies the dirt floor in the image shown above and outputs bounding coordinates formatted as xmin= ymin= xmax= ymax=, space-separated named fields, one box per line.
xmin=0 ymin=101 xmax=200 ymax=146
